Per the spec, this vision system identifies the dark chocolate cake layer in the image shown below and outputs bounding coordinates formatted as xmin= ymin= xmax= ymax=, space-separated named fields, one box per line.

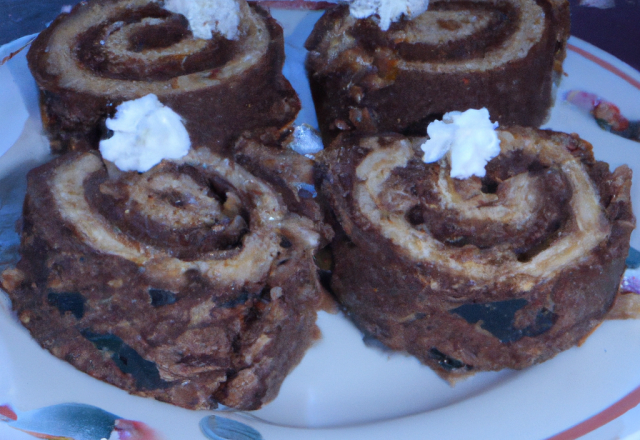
xmin=305 ymin=0 xmax=570 ymax=143
xmin=1 ymin=148 xmax=325 ymax=410
xmin=27 ymin=0 xmax=300 ymax=154
xmin=317 ymin=128 xmax=634 ymax=378
xmin=233 ymin=134 xmax=332 ymax=239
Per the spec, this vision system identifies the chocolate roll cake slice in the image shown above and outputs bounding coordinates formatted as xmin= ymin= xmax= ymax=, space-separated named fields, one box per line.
xmin=1 ymin=148 xmax=325 ymax=410
xmin=28 ymin=0 xmax=300 ymax=154
xmin=317 ymin=128 xmax=634 ymax=378
xmin=305 ymin=0 xmax=570 ymax=142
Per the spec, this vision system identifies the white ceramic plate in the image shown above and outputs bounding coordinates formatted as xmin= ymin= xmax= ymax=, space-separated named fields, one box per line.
xmin=2 ymin=9 xmax=640 ymax=440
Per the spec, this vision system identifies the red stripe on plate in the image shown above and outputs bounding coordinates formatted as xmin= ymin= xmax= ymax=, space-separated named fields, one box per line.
xmin=546 ymin=43 xmax=640 ymax=440
xmin=568 ymin=43 xmax=640 ymax=91
xmin=546 ymin=383 xmax=640 ymax=440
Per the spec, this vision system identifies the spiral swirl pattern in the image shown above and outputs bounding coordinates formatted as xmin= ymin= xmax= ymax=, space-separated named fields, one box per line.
xmin=5 ymin=149 xmax=324 ymax=410
xmin=306 ymin=0 xmax=570 ymax=141
xmin=28 ymin=0 xmax=300 ymax=153
xmin=319 ymin=128 xmax=634 ymax=376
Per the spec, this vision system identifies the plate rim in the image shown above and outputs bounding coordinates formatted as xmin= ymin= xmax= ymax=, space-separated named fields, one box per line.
xmin=1 ymin=27 xmax=640 ymax=440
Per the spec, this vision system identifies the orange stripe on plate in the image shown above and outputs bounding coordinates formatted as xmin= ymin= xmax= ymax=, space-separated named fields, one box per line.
xmin=546 ymin=383 xmax=640 ymax=440
xmin=547 ymin=44 xmax=640 ymax=440
xmin=568 ymin=43 xmax=640 ymax=91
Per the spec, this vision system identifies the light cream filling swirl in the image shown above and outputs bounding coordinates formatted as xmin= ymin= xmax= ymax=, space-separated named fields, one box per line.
xmin=42 ymin=0 xmax=268 ymax=96
xmin=321 ymin=0 xmax=546 ymax=74
xmin=51 ymin=149 xmax=319 ymax=291
xmin=354 ymin=132 xmax=610 ymax=284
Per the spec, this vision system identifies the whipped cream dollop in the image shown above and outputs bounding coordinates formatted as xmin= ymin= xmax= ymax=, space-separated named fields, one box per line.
xmin=349 ymin=0 xmax=430 ymax=31
xmin=99 ymin=94 xmax=191 ymax=173
xmin=164 ymin=0 xmax=241 ymax=40
xmin=420 ymin=108 xmax=500 ymax=179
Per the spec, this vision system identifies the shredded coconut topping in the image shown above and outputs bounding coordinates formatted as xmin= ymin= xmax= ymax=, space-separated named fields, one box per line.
xmin=163 ymin=0 xmax=241 ymax=40
xmin=287 ymin=124 xmax=324 ymax=157
xmin=99 ymin=94 xmax=191 ymax=172
xmin=421 ymin=108 xmax=500 ymax=179
xmin=349 ymin=0 xmax=430 ymax=31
